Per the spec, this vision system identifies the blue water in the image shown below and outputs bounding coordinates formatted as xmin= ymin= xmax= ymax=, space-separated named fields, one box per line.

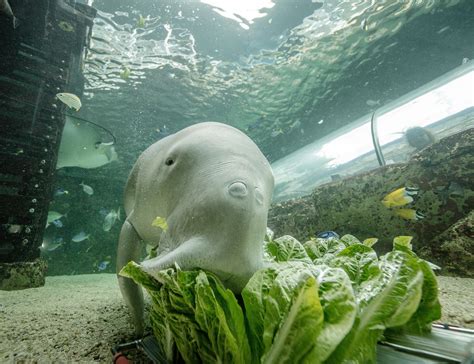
xmin=41 ymin=0 xmax=474 ymax=275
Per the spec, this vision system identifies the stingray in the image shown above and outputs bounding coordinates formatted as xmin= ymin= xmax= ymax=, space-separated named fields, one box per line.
xmin=56 ymin=115 xmax=118 ymax=169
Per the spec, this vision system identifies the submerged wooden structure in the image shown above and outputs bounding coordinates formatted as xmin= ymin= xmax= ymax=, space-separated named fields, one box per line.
xmin=0 ymin=0 xmax=96 ymax=289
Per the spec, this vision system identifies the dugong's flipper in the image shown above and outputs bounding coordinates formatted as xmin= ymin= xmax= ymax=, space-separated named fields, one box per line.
xmin=117 ymin=220 xmax=144 ymax=335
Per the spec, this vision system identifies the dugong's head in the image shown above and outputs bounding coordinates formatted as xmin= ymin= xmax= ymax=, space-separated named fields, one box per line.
xmin=124 ymin=122 xmax=274 ymax=292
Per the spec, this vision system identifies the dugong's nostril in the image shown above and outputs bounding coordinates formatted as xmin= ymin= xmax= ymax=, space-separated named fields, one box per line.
xmin=255 ymin=187 xmax=264 ymax=205
xmin=228 ymin=181 xmax=248 ymax=198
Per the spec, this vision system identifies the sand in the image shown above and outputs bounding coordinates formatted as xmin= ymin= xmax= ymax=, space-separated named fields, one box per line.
xmin=0 ymin=274 xmax=145 ymax=363
xmin=0 ymin=274 xmax=473 ymax=363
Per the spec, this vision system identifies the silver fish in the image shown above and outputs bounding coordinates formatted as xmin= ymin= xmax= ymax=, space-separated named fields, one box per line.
xmin=7 ymin=224 xmax=21 ymax=233
xmin=0 ymin=0 xmax=19 ymax=29
xmin=72 ymin=231 xmax=90 ymax=242
xmin=56 ymin=93 xmax=81 ymax=111
xmin=79 ymin=182 xmax=94 ymax=196
xmin=103 ymin=208 xmax=121 ymax=232
xmin=80 ymin=182 xmax=94 ymax=195
xmin=41 ymin=238 xmax=63 ymax=252
xmin=46 ymin=211 xmax=66 ymax=228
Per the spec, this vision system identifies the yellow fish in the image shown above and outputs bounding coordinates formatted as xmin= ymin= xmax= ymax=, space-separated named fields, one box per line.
xmin=152 ymin=216 xmax=168 ymax=231
xmin=120 ymin=67 xmax=131 ymax=80
xmin=393 ymin=209 xmax=425 ymax=221
xmin=381 ymin=186 xmax=419 ymax=208
xmin=137 ymin=14 xmax=146 ymax=28
xmin=56 ymin=92 xmax=81 ymax=111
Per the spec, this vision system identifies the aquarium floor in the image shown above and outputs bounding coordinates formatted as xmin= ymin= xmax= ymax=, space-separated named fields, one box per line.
xmin=0 ymin=274 xmax=473 ymax=362
xmin=0 ymin=274 xmax=150 ymax=363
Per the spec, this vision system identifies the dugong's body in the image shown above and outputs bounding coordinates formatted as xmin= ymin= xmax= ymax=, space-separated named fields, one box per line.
xmin=117 ymin=122 xmax=274 ymax=334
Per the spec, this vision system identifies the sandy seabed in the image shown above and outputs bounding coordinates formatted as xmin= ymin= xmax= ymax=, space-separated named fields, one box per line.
xmin=1 ymin=274 xmax=473 ymax=363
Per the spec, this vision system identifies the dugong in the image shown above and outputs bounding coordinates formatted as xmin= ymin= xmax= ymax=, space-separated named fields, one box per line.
xmin=117 ymin=122 xmax=274 ymax=334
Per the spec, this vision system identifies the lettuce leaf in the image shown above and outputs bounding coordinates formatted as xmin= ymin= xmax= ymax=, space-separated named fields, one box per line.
xmin=329 ymin=244 xmax=381 ymax=292
xmin=303 ymin=237 xmax=346 ymax=261
xmin=242 ymin=262 xmax=324 ymax=362
xmin=362 ymin=238 xmax=378 ymax=247
xmin=307 ymin=265 xmax=357 ymax=362
xmin=243 ymin=261 xmax=356 ymax=363
xmin=194 ymin=272 xmax=251 ymax=364
xmin=340 ymin=234 xmax=362 ymax=246
xmin=265 ymin=235 xmax=312 ymax=263
xmin=261 ymin=272 xmax=324 ymax=364
xmin=391 ymin=236 xmax=442 ymax=334
xmin=327 ymin=250 xmax=424 ymax=363
xmin=120 ymin=262 xmax=251 ymax=364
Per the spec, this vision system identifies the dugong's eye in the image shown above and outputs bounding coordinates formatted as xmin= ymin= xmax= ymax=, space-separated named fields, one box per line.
xmin=165 ymin=158 xmax=175 ymax=166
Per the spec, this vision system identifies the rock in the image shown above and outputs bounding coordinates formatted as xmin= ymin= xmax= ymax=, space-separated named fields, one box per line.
xmin=463 ymin=315 xmax=474 ymax=324
xmin=0 ymin=259 xmax=48 ymax=290
xmin=268 ymin=128 xmax=474 ymax=277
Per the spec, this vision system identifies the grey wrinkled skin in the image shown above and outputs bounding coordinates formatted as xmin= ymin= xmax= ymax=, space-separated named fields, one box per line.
xmin=116 ymin=122 xmax=274 ymax=335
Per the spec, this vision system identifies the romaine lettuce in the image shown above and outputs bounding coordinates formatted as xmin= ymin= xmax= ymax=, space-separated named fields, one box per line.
xmin=242 ymin=261 xmax=356 ymax=363
xmin=121 ymin=233 xmax=441 ymax=364
xmin=326 ymin=250 xmax=424 ymax=363
xmin=121 ymin=262 xmax=251 ymax=363
xmin=265 ymin=235 xmax=312 ymax=263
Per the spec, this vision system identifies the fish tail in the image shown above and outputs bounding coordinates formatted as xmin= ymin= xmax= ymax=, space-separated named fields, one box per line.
xmin=13 ymin=16 xmax=19 ymax=29
xmin=415 ymin=210 xmax=425 ymax=220
xmin=405 ymin=186 xmax=419 ymax=197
